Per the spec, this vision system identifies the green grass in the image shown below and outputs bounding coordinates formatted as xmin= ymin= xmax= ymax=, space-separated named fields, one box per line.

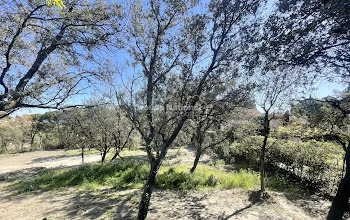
xmin=157 ymin=165 xmax=259 ymax=190
xmin=12 ymin=161 xmax=261 ymax=194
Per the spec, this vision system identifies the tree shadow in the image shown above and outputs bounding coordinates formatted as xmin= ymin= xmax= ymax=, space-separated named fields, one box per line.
xmin=219 ymin=191 xmax=266 ymax=220
xmin=42 ymin=188 xmax=140 ymax=220
xmin=27 ymin=154 xmax=77 ymax=164
xmin=0 ymin=166 xmax=47 ymax=183
xmin=147 ymin=190 xmax=214 ymax=219
xmin=220 ymin=203 xmax=254 ymax=220
xmin=281 ymin=191 xmax=331 ymax=218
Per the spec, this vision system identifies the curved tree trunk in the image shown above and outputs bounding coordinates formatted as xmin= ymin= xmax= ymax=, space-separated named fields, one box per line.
xmin=190 ymin=148 xmax=202 ymax=173
xmin=327 ymin=148 xmax=350 ymax=220
xmin=138 ymin=160 xmax=160 ymax=220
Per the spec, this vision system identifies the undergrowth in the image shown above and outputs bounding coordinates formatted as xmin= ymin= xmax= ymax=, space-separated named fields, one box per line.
xmin=12 ymin=159 xmax=309 ymax=198
xmin=12 ymin=161 xmax=261 ymax=194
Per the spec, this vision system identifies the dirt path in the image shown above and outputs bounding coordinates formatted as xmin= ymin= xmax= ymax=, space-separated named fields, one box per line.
xmin=0 ymin=150 xmax=101 ymax=175
xmin=0 ymin=187 xmax=332 ymax=220
xmin=0 ymin=149 xmax=337 ymax=220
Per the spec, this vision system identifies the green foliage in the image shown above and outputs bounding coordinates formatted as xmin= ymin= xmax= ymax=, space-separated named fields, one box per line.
xmin=266 ymin=175 xmax=311 ymax=199
xmin=291 ymin=99 xmax=324 ymax=121
xmin=0 ymin=115 xmax=33 ymax=152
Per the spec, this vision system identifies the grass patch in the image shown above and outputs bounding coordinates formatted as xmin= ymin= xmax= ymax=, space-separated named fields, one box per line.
xmin=157 ymin=165 xmax=259 ymax=190
xmin=12 ymin=161 xmax=148 ymax=193
xmin=12 ymin=160 xmax=261 ymax=194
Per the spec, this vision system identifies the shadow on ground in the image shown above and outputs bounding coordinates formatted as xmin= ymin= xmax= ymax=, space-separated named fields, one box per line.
xmin=44 ymin=188 xmax=140 ymax=219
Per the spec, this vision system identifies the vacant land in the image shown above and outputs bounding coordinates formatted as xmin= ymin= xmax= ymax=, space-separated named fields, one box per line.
xmin=0 ymin=148 xmax=334 ymax=220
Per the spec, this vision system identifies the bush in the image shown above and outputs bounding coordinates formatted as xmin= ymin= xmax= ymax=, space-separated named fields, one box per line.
xmin=217 ymin=136 xmax=344 ymax=195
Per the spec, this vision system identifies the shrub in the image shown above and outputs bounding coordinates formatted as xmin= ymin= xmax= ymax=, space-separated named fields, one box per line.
xmin=217 ymin=136 xmax=344 ymax=195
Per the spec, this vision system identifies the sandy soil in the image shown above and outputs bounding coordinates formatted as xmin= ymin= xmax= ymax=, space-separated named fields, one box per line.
xmin=0 ymin=150 xmax=101 ymax=174
xmin=0 ymin=149 xmax=337 ymax=220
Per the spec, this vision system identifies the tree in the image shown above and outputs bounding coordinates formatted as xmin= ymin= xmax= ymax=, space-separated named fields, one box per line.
xmin=16 ymin=115 xmax=32 ymax=151
xmin=248 ymin=0 xmax=350 ymax=214
xmin=249 ymin=0 xmax=350 ymax=82
xmin=36 ymin=111 xmax=61 ymax=149
xmin=291 ymin=97 xmax=324 ymax=121
xmin=0 ymin=116 xmax=32 ymax=151
xmin=57 ymin=109 xmax=89 ymax=161
xmin=188 ymin=85 xmax=254 ymax=173
xmin=119 ymin=0 xmax=261 ymax=218
xmin=282 ymin=110 xmax=290 ymax=126
xmin=239 ymin=0 xmax=320 ymax=192
xmin=0 ymin=0 xmax=122 ymax=119
xmin=59 ymin=105 xmax=135 ymax=163
xmin=253 ymin=70 xmax=303 ymax=192
xmin=109 ymin=110 xmax=135 ymax=162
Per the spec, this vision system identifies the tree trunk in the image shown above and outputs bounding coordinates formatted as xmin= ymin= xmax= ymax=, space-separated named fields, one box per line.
xmin=190 ymin=148 xmax=202 ymax=173
xmin=327 ymin=148 xmax=350 ymax=220
xmin=260 ymin=135 xmax=268 ymax=192
xmin=30 ymin=133 xmax=35 ymax=149
xmin=1 ymin=142 xmax=7 ymax=152
xmin=260 ymin=111 xmax=270 ymax=192
xmin=101 ymin=149 xmax=107 ymax=163
xmin=111 ymin=149 xmax=121 ymax=161
xmin=39 ymin=135 xmax=42 ymax=150
xmin=81 ymin=147 xmax=84 ymax=163
xmin=137 ymin=160 xmax=160 ymax=220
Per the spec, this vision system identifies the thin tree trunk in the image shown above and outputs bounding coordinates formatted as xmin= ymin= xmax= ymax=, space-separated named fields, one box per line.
xmin=190 ymin=126 xmax=203 ymax=173
xmin=260 ymin=111 xmax=270 ymax=192
xmin=1 ymin=142 xmax=7 ymax=152
xmin=111 ymin=148 xmax=121 ymax=161
xmin=190 ymin=147 xmax=202 ymax=173
xmin=101 ymin=149 xmax=107 ymax=163
xmin=327 ymin=148 xmax=350 ymax=220
xmin=138 ymin=160 xmax=160 ymax=220
xmin=30 ymin=133 xmax=35 ymax=149
xmin=260 ymin=135 xmax=268 ymax=192
xmin=39 ymin=135 xmax=42 ymax=150
xmin=81 ymin=147 xmax=84 ymax=163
